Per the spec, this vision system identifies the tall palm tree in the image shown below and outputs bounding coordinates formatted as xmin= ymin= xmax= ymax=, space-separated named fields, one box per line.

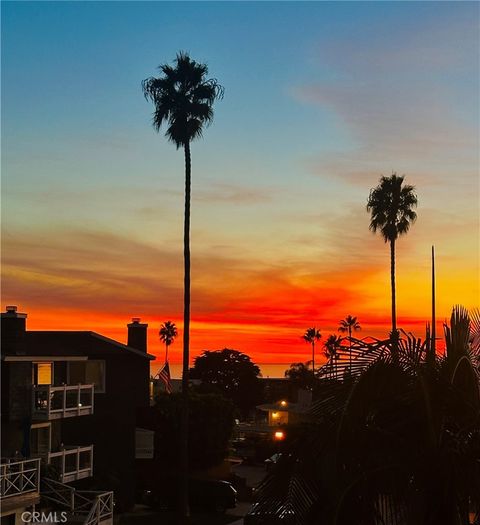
xmin=303 ymin=327 xmax=321 ymax=382
xmin=159 ymin=321 xmax=178 ymax=363
xmin=324 ymin=334 xmax=342 ymax=379
xmin=367 ymin=174 xmax=417 ymax=348
xmin=142 ymin=52 xmax=223 ymax=520
xmin=338 ymin=315 xmax=361 ymax=369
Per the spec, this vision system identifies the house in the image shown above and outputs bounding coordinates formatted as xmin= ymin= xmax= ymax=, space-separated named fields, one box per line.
xmin=1 ymin=306 xmax=155 ymax=524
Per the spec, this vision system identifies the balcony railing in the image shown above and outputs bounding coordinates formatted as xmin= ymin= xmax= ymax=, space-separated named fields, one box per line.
xmin=0 ymin=458 xmax=41 ymax=500
xmin=43 ymin=478 xmax=113 ymax=525
xmin=32 ymin=384 xmax=94 ymax=420
xmin=48 ymin=446 xmax=94 ymax=483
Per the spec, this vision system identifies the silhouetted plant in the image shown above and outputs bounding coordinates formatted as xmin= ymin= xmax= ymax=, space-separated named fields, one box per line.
xmin=159 ymin=321 xmax=178 ymax=363
xmin=367 ymin=174 xmax=417 ymax=353
xmin=255 ymin=306 xmax=480 ymax=525
xmin=303 ymin=327 xmax=322 ymax=381
xmin=142 ymin=52 xmax=223 ymax=519
xmin=323 ymin=334 xmax=342 ymax=379
xmin=338 ymin=315 xmax=361 ymax=370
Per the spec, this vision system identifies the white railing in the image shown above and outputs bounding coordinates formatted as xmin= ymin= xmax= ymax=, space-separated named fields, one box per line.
xmin=48 ymin=446 xmax=93 ymax=483
xmin=0 ymin=458 xmax=41 ymax=499
xmin=32 ymin=384 xmax=94 ymax=420
xmin=42 ymin=478 xmax=113 ymax=525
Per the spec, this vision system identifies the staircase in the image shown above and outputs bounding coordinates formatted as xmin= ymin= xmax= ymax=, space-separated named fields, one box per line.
xmin=41 ymin=478 xmax=113 ymax=525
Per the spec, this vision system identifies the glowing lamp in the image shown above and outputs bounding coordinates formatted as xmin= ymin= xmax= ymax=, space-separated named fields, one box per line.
xmin=272 ymin=412 xmax=279 ymax=418
xmin=274 ymin=431 xmax=285 ymax=441
xmin=280 ymin=400 xmax=287 ymax=407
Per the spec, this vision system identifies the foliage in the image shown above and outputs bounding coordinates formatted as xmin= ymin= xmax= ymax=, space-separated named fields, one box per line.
xmin=159 ymin=320 xmax=177 ymax=362
xmin=366 ymin=173 xmax=418 ymax=244
xmin=255 ymin=306 xmax=480 ymax=525
xmin=142 ymin=52 xmax=224 ymax=149
xmin=284 ymin=361 xmax=313 ymax=387
xmin=190 ymin=348 xmax=263 ymax=416
xmin=143 ymin=392 xmax=235 ymax=471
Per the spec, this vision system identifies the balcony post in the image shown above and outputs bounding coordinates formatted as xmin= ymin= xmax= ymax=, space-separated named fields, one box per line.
xmin=1 ymin=464 xmax=5 ymax=498
xmin=62 ymin=385 xmax=67 ymax=418
xmin=62 ymin=450 xmax=66 ymax=482
xmin=77 ymin=384 xmax=81 ymax=415
xmin=32 ymin=387 xmax=36 ymax=416
xmin=76 ymin=447 xmax=80 ymax=478
xmin=91 ymin=385 xmax=94 ymax=413
xmin=19 ymin=458 xmax=24 ymax=493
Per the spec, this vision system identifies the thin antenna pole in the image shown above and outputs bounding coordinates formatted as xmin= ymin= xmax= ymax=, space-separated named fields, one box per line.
xmin=431 ymin=245 xmax=436 ymax=355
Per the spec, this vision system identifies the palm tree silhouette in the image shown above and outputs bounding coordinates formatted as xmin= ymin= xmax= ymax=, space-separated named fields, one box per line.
xmin=303 ymin=327 xmax=321 ymax=382
xmin=142 ymin=52 xmax=223 ymax=520
xmin=367 ymin=173 xmax=417 ymax=349
xmin=159 ymin=321 xmax=178 ymax=363
xmin=338 ymin=315 xmax=361 ymax=370
xmin=324 ymin=334 xmax=342 ymax=379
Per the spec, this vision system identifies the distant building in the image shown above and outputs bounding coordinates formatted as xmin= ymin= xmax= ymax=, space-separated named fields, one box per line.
xmin=1 ymin=306 xmax=155 ymax=523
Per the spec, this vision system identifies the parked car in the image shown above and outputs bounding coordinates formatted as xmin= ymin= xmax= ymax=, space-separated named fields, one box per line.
xmin=142 ymin=478 xmax=237 ymax=513
xmin=264 ymin=453 xmax=282 ymax=471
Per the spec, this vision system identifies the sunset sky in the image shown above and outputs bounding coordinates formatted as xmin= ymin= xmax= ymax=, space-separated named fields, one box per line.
xmin=2 ymin=2 xmax=479 ymax=368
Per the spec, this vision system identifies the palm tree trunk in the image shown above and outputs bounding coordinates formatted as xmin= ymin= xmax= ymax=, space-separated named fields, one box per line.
xmin=348 ymin=326 xmax=352 ymax=370
xmin=165 ymin=343 xmax=169 ymax=363
xmin=312 ymin=342 xmax=315 ymax=385
xmin=180 ymin=140 xmax=191 ymax=520
xmin=390 ymin=238 xmax=398 ymax=361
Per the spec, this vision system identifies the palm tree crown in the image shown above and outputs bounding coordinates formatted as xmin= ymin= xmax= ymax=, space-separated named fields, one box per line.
xmin=303 ymin=327 xmax=322 ymax=346
xmin=159 ymin=321 xmax=178 ymax=362
xmin=142 ymin=52 xmax=224 ymax=148
xmin=338 ymin=315 xmax=361 ymax=337
xmin=366 ymin=173 xmax=417 ymax=243
xmin=324 ymin=334 xmax=342 ymax=359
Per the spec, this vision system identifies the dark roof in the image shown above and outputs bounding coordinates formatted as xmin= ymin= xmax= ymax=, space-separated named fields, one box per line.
xmin=22 ymin=331 xmax=155 ymax=360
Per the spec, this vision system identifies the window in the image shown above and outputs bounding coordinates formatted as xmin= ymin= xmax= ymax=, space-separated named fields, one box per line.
xmin=68 ymin=360 xmax=106 ymax=393
xmin=33 ymin=362 xmax=53 ymax=385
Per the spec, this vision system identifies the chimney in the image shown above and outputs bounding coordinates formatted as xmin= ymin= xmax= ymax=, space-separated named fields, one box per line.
xmin=1 ymin=306 xmax=28 ymax=355
xmin=127 ymin=318 xmax=148 ymax=353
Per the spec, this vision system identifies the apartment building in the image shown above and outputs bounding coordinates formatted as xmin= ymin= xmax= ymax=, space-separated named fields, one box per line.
xmin=1 ymin=307 xmax=155 ymax=524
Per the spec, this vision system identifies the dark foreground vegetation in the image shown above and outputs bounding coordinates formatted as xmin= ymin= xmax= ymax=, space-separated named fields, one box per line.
xmin=254 ymin=306 xmax=480 ymax=525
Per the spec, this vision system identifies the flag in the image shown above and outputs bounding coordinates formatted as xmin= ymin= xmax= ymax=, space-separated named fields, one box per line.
xmin=156 ymin=362 xmax=172 ymax=394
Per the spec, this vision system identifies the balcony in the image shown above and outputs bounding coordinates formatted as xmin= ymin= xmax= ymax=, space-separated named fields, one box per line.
xmin=32 ymin=384 xmax=94 ymax=420
xmin=48 ymin=445 xmax=94 ymax=483
xmin=0 ymin=458 xmax=41 ymax=512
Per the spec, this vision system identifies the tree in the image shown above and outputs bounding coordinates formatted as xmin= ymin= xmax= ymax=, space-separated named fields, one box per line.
xmin=190 ymin=349 xmax=263 ymax=417
xmin=302 ymin=327 xmax=321 ymax=381
xmin=338 ymin=315 xmax=361 ymax=369
xmin=285 ymin=361 xmax=314 ymax=389
xmin=159 ymin=321 xmax=178 ymax=363
xmin=323 ymin=334 xmax=342 ymax=379
xmin=142 ymin=52 xmax=223 ymax=520
xmin=367 ymin=174 xmax=417 ymax=347
xmin=137 ymin=392 xmax=235 ymax=499
xmin=254 ymin=306 xmax=480 ymax=525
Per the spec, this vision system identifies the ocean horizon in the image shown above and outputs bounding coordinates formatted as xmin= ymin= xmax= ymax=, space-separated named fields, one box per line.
xmin=150 ymin=362 xmax=290 ymax=379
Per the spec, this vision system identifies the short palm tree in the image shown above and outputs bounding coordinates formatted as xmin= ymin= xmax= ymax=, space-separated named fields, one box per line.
xmin=142 ymin=52 xmax=223 ymax=519
xmin=367 ymin=174 xmax=417 ymax=347
xmin=324 ymin=334 xmax=342 ymax=379
xmin=303 ymin=327 xmax=322 ymax=381
xmin=338 ymin=315 xmax=361 ymax=369
xmin=159 ymin=321 xmax=178 ymax=363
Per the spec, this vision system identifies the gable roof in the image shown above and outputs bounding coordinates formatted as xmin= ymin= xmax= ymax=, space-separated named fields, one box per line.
xmin=21 ymin=331 xmax=156 ymax=360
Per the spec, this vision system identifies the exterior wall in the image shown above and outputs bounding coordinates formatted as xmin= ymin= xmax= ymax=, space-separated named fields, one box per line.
xmin=268 ymin=410 xmax=289 ymax=426
xmin=61 ymin=355 xmax=150 ymax=510
xmin=5 ymin=363 xmax=32 ymax=422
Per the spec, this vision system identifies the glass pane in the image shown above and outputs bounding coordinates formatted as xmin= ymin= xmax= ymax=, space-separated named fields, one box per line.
xmin=86 ymin=361 xmax=105 ymax=392
xmin=36 ymin=363 xmax=52 ymax=385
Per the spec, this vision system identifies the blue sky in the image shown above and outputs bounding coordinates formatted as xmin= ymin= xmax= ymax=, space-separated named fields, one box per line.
xmin=2 ymin=1 xmax=478 ymax=361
